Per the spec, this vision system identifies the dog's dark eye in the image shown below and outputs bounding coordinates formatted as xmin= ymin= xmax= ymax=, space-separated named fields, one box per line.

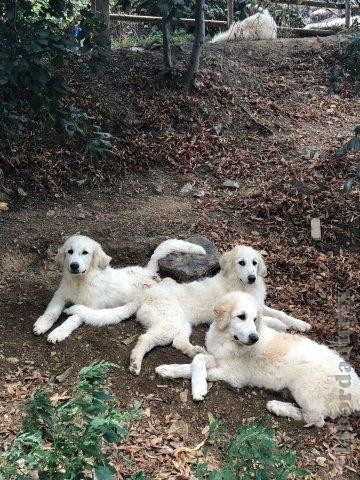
xmin=238 ymin=313 xmax=246 ymax=320
xmin=68 ymin=249 xmax=73 ymax=255
xmin=239 ymin=260 xmax=245 ymax=266
xmin=253 ymin=260 xmax=257 ymax=266
xmin=82 ymin=251 xmax=88 ymax=255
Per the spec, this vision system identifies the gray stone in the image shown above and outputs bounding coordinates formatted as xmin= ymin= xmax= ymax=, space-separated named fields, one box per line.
xmin=213 ymin=124 xmax=223 ymax=135
xmin=17 ymin=187 xmax=27 ymax=197
xmin=55 ymin=366 xmax=73 ymax=383
xmin=46 ymin=209 xmax=56 ymax=218
xmin=222 ymin=179 xmax=239 ymax=189
xmin=155 ymin=185 xmax=164 ymax=194
xmin=192 ymin=189 xmax=205 ymax=198
xmin=158 ymin=234 xmax=220 ymax=282
xmin=129 ymin=46 xmax=145 ymax=52
xmin=180 ymin=183 xmax=193 ymax=196
xmin=6 ymin=357 xmax=19 ymax=364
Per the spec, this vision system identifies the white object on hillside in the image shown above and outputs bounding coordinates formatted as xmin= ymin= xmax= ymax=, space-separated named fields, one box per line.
xmin=305 ymin=15 xmax=360 ymax=30
xmin=211 ymin=9 xmax=277 ymax=43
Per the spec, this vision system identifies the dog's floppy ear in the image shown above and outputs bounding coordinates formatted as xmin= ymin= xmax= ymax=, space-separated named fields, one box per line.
xmin=214 ymin=299 xmax=232 ymax=330
xmin=55 ymin=244 xmax=66 ymax=268
xmin=219 ymin=250 xmax=234 ymax=276
xmin=92 ymin=243 xmax=111 ymax=270
xmin=256 ymin=252 xmax=267 ymax=278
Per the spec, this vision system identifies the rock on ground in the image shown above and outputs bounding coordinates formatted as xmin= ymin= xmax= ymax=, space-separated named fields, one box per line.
xmin=158 ymin=234 xmax=220 ymax=282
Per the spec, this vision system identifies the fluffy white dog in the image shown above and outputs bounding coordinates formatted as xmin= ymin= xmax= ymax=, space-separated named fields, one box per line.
xmin=33 ymin=235 xmax=206 ymax=343
xmin=305 ymin=15 xmax=359 ymax=30
xmin=211 ymin=9 xmax=277 ymax=43
xmin=65 ymin=245 xmax=310 ymax=375
xmin=157 ymin=292 xmax=360 ymax=427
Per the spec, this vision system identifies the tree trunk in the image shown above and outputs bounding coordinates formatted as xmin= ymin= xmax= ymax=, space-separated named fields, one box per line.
xmin=184 ymin=0 xmax=205 ymax=90
xmin=227 ymin=0 xmax=234 ymax=28
xmin=93 ymin=0 xmax=110 ymax=48
xmin=161 ymin=5 xmax=173 ymax=74
xmin=345 ymin=0 xmax=351 ymax=28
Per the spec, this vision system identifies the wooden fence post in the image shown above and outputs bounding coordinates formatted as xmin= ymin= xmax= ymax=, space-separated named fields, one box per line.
xmin=345 ymin=0 xmax=351 ymax=28
xmin=92 ymin=0 xmax=110 ymax=47
xmin=227 ymin=0 xmax=234 ymax=28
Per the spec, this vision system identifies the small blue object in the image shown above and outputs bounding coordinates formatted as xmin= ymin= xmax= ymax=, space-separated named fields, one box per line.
xmin=74 ymin=25 xmax=82 ymax=39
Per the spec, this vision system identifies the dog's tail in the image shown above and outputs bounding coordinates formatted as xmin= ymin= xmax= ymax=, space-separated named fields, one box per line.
xmin=64 ymin=301 xmax=139 ymax=327
xmin=211 ymin=28 xmax=234 ymax=43
xmin=146 ymin=239 xmax=206 ymax=274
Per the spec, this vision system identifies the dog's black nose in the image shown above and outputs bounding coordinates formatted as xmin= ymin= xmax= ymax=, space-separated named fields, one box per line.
xmin=70 ymin=262 xmax=79 ymax=271
xmin=248 ymin=333 xmax=259 ymax=344
xmin=247 ymin=275 xmax=256 ymax=284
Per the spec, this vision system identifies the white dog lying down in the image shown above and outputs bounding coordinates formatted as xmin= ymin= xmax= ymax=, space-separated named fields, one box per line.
xmin=157 ymin=292 xmax=360 ymax=427
xmin=305 ymin=15 xmax=359 ymax=30
xmin=211 ymin=9 xmax=277 ymax=43
xmin=33 ymin=235 xmax=206 ymax=343
xmin=65 ymin=245 xmax=311 ymax=375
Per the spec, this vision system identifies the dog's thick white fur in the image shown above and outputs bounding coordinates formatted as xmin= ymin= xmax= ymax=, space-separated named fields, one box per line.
xmin=305 ymin=15 xmax=359 ymax=30
xmin=33 ymin=235 xmax=206 ymax=343
xmin=157 ymin=292 xmax=360 ymax=427
xmin=66 ymin=245 xmax=311 ymax=375
xmin=211 ymin=10 xmax=277 ymax=43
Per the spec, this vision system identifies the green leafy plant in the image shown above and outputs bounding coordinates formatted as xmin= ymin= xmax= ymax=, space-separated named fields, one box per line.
xmin=336 ymin=126 xmax=360 ymax=192
xmin=342 ymin=35 xmax=360 ymax=80
xmin=0 ymin=362 xmax=145 ymax=480
xmin=330 ymin=36 xmax=360 ymax=92
xmin=195 ymin=415 xmax=307 ymax=480
xmin=86 ymin=129 xmax=116 ymax=167
xmin=0 ymin=1 xmax=109 ymax=139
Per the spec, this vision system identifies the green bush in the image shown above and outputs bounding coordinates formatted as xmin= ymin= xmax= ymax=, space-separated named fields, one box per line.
xmin=0 ymin=362 xmax=147 ymax=480
xmin=342 ymin=36 xmax=360 ymax=79
xmin=0 ymin=0 xmax=113 ymax=165
xmin=195 ymin=414 xmax=307 ymax=480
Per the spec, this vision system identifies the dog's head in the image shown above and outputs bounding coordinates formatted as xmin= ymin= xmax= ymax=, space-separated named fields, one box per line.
xmin=55 ymin=235 xmax=111 ymax=276
xmin=214 ymin=292 xmax=262 ymax=346
xmin=219 ymin=245 xmax=267 ymax=286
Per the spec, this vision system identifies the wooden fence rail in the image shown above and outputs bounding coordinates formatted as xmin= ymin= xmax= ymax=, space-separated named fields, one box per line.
xmin=102 ymin=0 xmax=360 ymax=37
xmin=109 ymin=14 xmax=341 ymax=36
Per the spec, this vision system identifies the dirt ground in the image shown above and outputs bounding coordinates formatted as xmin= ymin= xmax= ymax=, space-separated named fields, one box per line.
xmin=0 ymin=35 xmax=359 ymax=478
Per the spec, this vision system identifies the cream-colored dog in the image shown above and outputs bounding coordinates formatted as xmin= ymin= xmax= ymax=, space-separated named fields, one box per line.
xmin=212 ymin=9 xmax=277 ymax=43
xmin=157 ymin=292 xmax=360 ymax=427
xmin=33 ymin=235 xmax=206 ymax=343
xmin=66 ymin=245 xmax=310 ymax=375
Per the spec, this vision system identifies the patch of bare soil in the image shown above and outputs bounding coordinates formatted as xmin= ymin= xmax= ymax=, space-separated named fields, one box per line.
xmin=0 ymin=35 xmax=359 ymax=478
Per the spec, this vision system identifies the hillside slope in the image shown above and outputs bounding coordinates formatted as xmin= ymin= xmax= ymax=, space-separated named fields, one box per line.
xmin=0 ymin=35 xmax=359 ymax=478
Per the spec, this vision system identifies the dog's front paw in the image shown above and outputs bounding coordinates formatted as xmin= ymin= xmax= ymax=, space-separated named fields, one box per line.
xmin=33 ymin=316 xmax=54 ymax=335
xmin=47 ymin=325 xmax=70 ymax=344
xmin=193 ymin=393 xmax=205 ymax=401
xmin=129 ymin=360 xmax=141 ymax=376
xmin=294 ymin=319 xmax=311 ymax=332
xmin=155 ymin=365 xmax=173 ymax=378
xmin=266 ymin=400 xmax=279 ymax=415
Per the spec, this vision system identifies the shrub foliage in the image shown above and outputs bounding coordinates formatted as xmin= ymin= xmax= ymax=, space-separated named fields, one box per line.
xmin=0 ymin=362 xmax=146 ymax=480
xmin=0 ymin=0 xmax=112 ymax=164
xmin=195 ymin=414 xmax=307 ymax=480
